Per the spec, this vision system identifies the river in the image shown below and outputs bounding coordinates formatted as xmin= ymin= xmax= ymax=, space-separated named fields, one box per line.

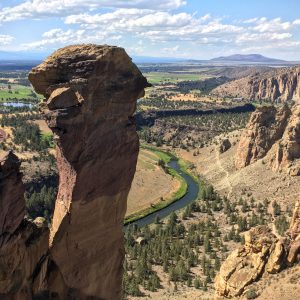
xmin=125 ymin=158 xmax=199 ymax=228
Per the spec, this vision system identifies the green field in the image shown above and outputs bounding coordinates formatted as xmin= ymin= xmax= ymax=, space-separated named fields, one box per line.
xmin=144 ymin=72 xmax=210 ymax=85
xmin=0 ymin=84 xmax=41 ymax=102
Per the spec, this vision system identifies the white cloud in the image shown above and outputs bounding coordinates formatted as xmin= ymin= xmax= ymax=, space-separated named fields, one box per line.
xmin=65 ymin=10 xmax=193 ymax=30
xmin=0 ymin=34 xmax=14 ymax=45
xmin=250 ymin=17 xmax=291 ymax=32
xmin=236 ymin=32 xmax=292 ymax=43
xmin=293 ymin=19 xmax=300 ymax=25
xmin=162 ymin=45 xmax=179 ymax=53
xmin=0 ymin=0 xmax=186 ymax=23
xmin=22 ymin=28 xmax=107 ymax=49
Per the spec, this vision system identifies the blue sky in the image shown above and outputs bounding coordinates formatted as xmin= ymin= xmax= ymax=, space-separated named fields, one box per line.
xmin=0 ymin=0 xmax=300 ymax=60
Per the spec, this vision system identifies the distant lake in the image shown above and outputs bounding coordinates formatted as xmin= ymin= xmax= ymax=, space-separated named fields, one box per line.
xmin=1 ymin=102 xmax=33 ymax=108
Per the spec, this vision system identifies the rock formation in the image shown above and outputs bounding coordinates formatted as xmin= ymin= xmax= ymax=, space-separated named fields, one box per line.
xmin=287 ymin=198 xmax=300 ymax=265
xmin=268 ymin=104 xmax=300 ymax=175
xmin=215 ymin=205 xmax=300 ymax=299
xmin=0 ymin=151 xmax=25 ymax=246
xmin=235 ymin=104 xmax=300 ymax=175
xmin=0 ymin=44 xmax=148 ymax=299
xmin=218 ymin=102 xmax=300 ymax=298
xmin=215 ymin=226 xmax=287 ymax=298
xmin=213 ymin=66 xmax=300 ymax=102
xmin=219 ymin=139 xmax=231 ymax=154
xmin=0 ymin=151 xmax=50 ymax=299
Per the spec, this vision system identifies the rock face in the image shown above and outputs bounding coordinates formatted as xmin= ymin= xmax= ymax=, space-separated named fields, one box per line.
xmin=219 ymin=139 xmax=231 ymax=153
xmin=268 ymin=104 xmax=300 ymax=175
xmin=215 ymin=196 xmax=300 ymax=299
xmin=287 ymin=198 xmax=300 ymax=265
xmin=0 ymin=44 xmax=148 ymax=299
xmin=235 ymin=104 xmax=300 ymax=175
xmin=213 ymin=66 xmax=300 ymax=102
xmin=0 ymin=151 xmax=25 ymax=247
xmin=215 ymin=226 xmax=287 ymax=298
xmin=0 ymin=152 xmax=50 ymax=299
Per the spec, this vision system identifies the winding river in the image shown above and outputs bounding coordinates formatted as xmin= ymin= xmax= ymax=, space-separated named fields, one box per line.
xmin=126 ymin=158 xmax=199 ymax=228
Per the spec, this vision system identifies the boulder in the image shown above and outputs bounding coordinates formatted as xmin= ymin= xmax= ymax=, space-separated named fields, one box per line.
xmin=219 ymin=138 xmax=231 ymax=153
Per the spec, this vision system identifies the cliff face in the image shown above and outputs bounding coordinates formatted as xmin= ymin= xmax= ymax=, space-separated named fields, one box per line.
xmin=0 ymin=152 xmax=50 ymax=299
xmin=215 ymin=205 xmax=300 ymax=299
xmin=0 ymin=44 xmax=148 ymax=299
xmin=216 ymin=104 xmax=300 ymax=299
xmin=268 ymin=105 xmax=300 ymax=175
xmin=235 ymin=104 xmax=300 ymax=175
xmin=213 ymin=66 xmax=300 ymax=102
xmin=0 ymin=151 xmax=25 ymax=246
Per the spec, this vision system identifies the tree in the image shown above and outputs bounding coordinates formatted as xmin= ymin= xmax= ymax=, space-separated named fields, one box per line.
xmin=194 ymin=277 xmax=201 ymax=289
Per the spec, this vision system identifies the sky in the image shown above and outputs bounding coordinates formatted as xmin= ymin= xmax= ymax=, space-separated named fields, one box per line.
xmin=0 ymin=0 xmax=300 ymax=60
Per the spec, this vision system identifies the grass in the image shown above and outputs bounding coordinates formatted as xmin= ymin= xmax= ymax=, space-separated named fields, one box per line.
xmin=144 ymin=72 xmax=209 ymax=85
xmin=124 ymin=145 xmax=198 ymax=225
xmin=41 ymin=132 xmax=55 ymax=148
xmin=0 ymin=84 xmax=41 ymax=102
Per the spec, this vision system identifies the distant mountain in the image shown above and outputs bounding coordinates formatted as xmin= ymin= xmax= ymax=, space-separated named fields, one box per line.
xmin=211 ymin=54 xmax=287 ymax=64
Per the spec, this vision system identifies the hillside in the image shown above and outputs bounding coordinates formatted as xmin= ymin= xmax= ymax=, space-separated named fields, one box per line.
xmin=213 ymin=66 xmax=300 ymax=102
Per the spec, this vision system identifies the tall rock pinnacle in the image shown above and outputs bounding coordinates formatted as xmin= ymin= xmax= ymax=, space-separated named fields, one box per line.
xmin=29 ymin=44 xmax=149 ymax=299
xmin=0 ymin=44 xmax=148 ymax=299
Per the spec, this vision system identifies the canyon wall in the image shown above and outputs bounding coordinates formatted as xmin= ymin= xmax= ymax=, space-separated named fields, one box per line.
xmin=216 ymin=103 xmax=300 ymax=299
xmin=235 ymin=104 xmax=300 ymax=176
xmin=213 ymin=66 xmax=300 ymax=102
xmin=0 ymin=44 xmax=148 ymax=299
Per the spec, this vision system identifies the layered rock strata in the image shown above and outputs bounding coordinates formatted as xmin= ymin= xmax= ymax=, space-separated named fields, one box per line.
xmin=0 ymin=44 xmax=148 ymax=299
xmin=213 ymin=66 xmax=300 ymax=102
xmin=235 ymin=104 xmax=300 ymax=175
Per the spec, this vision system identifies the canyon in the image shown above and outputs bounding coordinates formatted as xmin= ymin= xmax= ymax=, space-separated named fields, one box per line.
xmin=213 ymin=66 xmax=300 ymax=102
xmin=215 ymin=104 xmax=300 ymax=299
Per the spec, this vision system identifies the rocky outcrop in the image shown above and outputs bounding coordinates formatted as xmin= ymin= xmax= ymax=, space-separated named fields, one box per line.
xmin=0 ymin=44 xmax=148 ymax=299
xmin=0 ymin=151 xmax=25 ymax=246
xmin=235 ymin=104 xmax=300 ymax=175
xmin=213 ymin=66 xmax=300 ymax=102
xmin=219 ymin=139 xmax=231 ymax=153
xmin=235 ymin=105 xmax=291 ymax=169
xmin=287 ymin=198 xmax=300 ymax=265
xmin=0 ymin=151 xmax=50 ymax=299
xmin=216 ymin=196 xmax=300 ymax=299
xmin=268 ymin=105 xmax=300 ymax=175
xmin=215 ymin=226 xmax=287 ymax=298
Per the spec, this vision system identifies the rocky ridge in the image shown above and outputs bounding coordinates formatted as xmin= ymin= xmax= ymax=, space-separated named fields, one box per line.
xmin=213 ymin=66 xmax=300 ymax=102
xmin=216 ymin=103 xmax=300 ymax=299
xmin=235 ymin=104 xmax=300 ymax=175
xmin=0 ymin=44 xmax=148 ymax=299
